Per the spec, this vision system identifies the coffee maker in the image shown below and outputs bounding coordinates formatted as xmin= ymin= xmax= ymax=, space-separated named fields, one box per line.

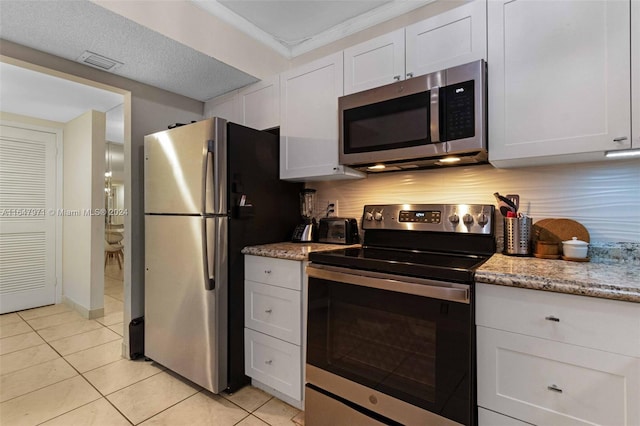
xmin=292 ymin=188 xmax=317 ymax=242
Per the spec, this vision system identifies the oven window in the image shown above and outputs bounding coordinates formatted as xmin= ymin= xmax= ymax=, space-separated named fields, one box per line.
xmin=343 ymin=91 xmax=430 ymax=153
xmin=307 ymin=277 xmax=471 ymax=424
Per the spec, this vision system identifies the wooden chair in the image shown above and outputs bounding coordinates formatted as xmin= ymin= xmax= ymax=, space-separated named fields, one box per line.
xmin=105 ymin=231 xmax=124 ymax=269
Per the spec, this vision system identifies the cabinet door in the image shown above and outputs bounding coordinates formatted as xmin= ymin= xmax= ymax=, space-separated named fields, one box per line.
xmin=477 ymin=326 xmax=640 ymax=426
xmin=245 ymin=280 xmax=301 ymax=345
xmin=343 ymin=29 xmax=405 ymax=95
xmin=238 ymin=75 xmax=279 ymax=130
xmin=488 ymin=0 xmax=631 ymax=167
xmin=405 ymin=0 xmax=486 ymax=78
xmin=244 ymin=328 xmax=302 ymax=400
xmin=280 ymin=53 xmax=364 ymax=181
xmin=203 ymin=90 xmax=239 ymax=123
xmin=478 ymin=408 xmax=531 ymax=426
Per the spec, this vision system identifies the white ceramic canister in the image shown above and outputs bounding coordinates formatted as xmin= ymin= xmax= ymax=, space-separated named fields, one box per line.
xmin=562 ymin=237 xmax=589 ymax=258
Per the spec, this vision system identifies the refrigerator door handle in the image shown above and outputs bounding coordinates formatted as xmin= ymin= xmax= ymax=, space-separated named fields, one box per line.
xmin=203 ymin=143 xmax=214 ymax=214
xmin=203 ymin=217 xmax=215 ymax=290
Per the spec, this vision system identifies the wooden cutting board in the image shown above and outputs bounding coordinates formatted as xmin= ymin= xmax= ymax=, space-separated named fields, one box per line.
xmin=532 ymin=218 xmax=590 ymax=244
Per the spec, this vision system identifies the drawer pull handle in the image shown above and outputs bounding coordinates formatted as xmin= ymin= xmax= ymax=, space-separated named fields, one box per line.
xmin=547 ymin=384 xmax=563 ymax=393
xmin=265 ymin=308 xmax=272 ymax=314
xmin=265 ymin=360 xmax=272 ymax=365
xmin=613 ymin=136 xmax=628 ymax=142
xmin=545 ymin=316 xmax=560 ymax=322
xmin=264 ymin=270 xmax=272 ymax=274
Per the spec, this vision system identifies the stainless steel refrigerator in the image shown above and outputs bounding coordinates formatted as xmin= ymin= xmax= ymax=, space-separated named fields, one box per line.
xmin=144 ymin=117 xmax=301 ymax=393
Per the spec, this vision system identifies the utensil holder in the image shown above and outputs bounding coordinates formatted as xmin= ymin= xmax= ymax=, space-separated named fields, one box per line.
xmin=504 ymin=216 xmax=532 ymax=256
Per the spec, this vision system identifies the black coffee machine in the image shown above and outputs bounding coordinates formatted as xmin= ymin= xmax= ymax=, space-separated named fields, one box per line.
xmin=292 ymin=188 xmax=317 ymax=242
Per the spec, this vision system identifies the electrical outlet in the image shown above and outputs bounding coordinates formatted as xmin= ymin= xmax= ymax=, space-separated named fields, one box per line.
xmin=325 ymin=200 xmax=339 ymax=217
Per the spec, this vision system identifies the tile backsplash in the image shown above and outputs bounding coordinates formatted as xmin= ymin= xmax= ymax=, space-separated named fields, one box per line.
xmin=308 ymin=159 xmax=640 ymax=243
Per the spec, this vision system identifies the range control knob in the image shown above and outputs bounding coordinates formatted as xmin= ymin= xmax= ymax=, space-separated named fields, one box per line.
xmin=463 ymin=213 xmax=474 ymax=225
xmin=373 ymin=211 xmax=384 ymax=221
xmin=448 ymin=213 xmax=459 ymax=224
xmin=364 ymin=211 xmax=374 ymax=221
xmin=477 ymin=213 xmax=489 ymax=227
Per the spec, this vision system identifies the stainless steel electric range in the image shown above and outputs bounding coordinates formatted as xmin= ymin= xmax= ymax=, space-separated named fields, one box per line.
xmin=305 ymin=203 xmax=496 ymax=426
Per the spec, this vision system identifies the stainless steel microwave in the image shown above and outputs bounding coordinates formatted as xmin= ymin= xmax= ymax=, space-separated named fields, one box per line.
xmin=339 ymin=60 xmax=487 ymax=172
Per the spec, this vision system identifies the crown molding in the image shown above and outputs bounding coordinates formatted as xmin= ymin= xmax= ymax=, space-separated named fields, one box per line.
xmin=191 ymin=0 xmax=433 ymax=59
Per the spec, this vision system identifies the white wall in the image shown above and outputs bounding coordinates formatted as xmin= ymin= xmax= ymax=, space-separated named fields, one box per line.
xmin=62 ymin=110 xmax=106 ymax=316
xmin=310 ymin=159 xmax=640 ymax=243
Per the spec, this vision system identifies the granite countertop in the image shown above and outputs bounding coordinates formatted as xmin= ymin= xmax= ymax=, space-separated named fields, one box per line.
xmin=242 ymin=242 xmax=359 ymax=261
xmin=476 ymin=254 xmax=640 ymax=303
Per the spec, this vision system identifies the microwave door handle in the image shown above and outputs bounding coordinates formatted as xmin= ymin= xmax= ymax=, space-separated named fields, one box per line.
xmin=430 ymin=86 xmax=440 ymax=143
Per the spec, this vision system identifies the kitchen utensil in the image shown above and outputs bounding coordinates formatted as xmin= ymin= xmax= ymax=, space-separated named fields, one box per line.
xmin=562 ymin=237 xmax=589 ymax=258
xmin=503 ymin=215 xmax=532 ymax=256
xmin=493 ymin=192 xmax=518 ymax=216
xmin=505 ymin=194 xmax=520 ymax=212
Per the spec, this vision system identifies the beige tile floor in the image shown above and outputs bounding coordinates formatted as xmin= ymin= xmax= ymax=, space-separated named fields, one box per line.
xmin=0 ymin=263 xmax=304 ymax=425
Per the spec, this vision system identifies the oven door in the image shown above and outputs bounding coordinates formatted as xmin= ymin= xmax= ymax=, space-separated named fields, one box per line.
xmin=306 ymin=265 xmax=473 ymax=426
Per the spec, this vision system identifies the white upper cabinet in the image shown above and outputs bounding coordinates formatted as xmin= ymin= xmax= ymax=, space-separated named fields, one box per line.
xmin=238 ymin=75 xmax=280 ymax=130
xmin=280 ymin=52 xmax=364 ymax=181
xmin=405 ymin=0 xmax=487 ymax=78
xmin=488 ymin=0 xmax=631 ymax=167
xmin=343 ymin=29 xmax=405 ymax=95
xmin=344 ymin=0 xmax=487 ymax=95
xmin=203 ymin=90 xmax=240 ymax=123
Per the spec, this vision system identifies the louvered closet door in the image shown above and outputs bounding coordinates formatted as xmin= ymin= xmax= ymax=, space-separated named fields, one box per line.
xmin=0 ymin=124 xmax=57 ymax=314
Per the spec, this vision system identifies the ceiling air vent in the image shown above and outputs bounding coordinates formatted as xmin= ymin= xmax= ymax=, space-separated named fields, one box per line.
xmin=77 ymin=51 xmax=123 ymax=71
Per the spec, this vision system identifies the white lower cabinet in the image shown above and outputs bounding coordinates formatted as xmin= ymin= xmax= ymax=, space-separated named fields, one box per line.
xmin=244 ymin=255 xmax=306 ymax=408
xmin=476 ymin=283 xmax=640 ymax=426
xmin=244 ymin=328 xmax=302 ymax=401
xmin=478 ymin=407 xmax=532 ymax=426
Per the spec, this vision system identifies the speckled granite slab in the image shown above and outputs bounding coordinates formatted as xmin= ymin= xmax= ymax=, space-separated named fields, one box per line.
xmin=476 ymin=254 xmax=640 ymax=303
xmin=242 ymin=242 xmax=360 ymax=261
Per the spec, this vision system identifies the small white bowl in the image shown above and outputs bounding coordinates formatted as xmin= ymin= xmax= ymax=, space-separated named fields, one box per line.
xmin=562 ymin=237 xmax=589 ymax=258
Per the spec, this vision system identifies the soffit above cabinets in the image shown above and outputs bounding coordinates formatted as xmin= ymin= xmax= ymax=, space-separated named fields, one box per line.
xmin=0 ymin=0 xmax=257 ymax=102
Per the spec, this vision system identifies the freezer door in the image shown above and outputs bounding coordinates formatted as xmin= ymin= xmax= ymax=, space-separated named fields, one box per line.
xmin=144 ymin=118 xmax=227 ymax=215
xmin=144 ymin=214 xmax=228 ymax=393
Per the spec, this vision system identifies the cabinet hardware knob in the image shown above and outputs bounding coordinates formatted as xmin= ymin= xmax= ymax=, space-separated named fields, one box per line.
xmin=393 ymin=75 xmax=401 ymax=81
xmin=406 ymin=72 xmax=414 ymax=78
xmin=265 ymin=309 xmax=272 ymax=314
xmin=264 ymin=270 xmax=272 ymax=274
xmin=545 ymin=316 xmax=560 ymax=322
xmin=613 ymin=137 xmax=628 ymax=142
xmin=265 ymin=360 xmax=272 ymax=365
xmin=547 ymin=384 xmax=563 ymax=393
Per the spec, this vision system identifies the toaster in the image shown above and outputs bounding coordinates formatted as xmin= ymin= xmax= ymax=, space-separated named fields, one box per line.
xmin=318 ymin=217 xmax=360 ymax=244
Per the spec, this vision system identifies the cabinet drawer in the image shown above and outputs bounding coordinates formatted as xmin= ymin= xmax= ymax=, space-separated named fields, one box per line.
xmin=478 ymin=408 xmax=532 ymax=426
xmin=245 ymin=280 xmax=301 ymax=345
xmin=476 ymin=283 xmax=640 ymax=357
xmin=244 ymin=328 xmax=302 ymax=400
xmin=477 ymin=327 xmax=640 ymax=426
xmin=245 ymin=255 xmax=302 ymax=290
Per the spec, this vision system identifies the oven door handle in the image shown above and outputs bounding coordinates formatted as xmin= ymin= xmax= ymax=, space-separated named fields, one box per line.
xmin=307 ymin=265 xmax=470 ymax=304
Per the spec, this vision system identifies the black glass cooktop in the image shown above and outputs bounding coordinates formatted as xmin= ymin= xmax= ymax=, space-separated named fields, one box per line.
xmin=309 ymin=247 xmax=490 ymax=284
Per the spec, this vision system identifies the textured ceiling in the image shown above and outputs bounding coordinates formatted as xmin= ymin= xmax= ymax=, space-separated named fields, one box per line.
xmin=0 ymin=0 xmax=258 ymax=102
